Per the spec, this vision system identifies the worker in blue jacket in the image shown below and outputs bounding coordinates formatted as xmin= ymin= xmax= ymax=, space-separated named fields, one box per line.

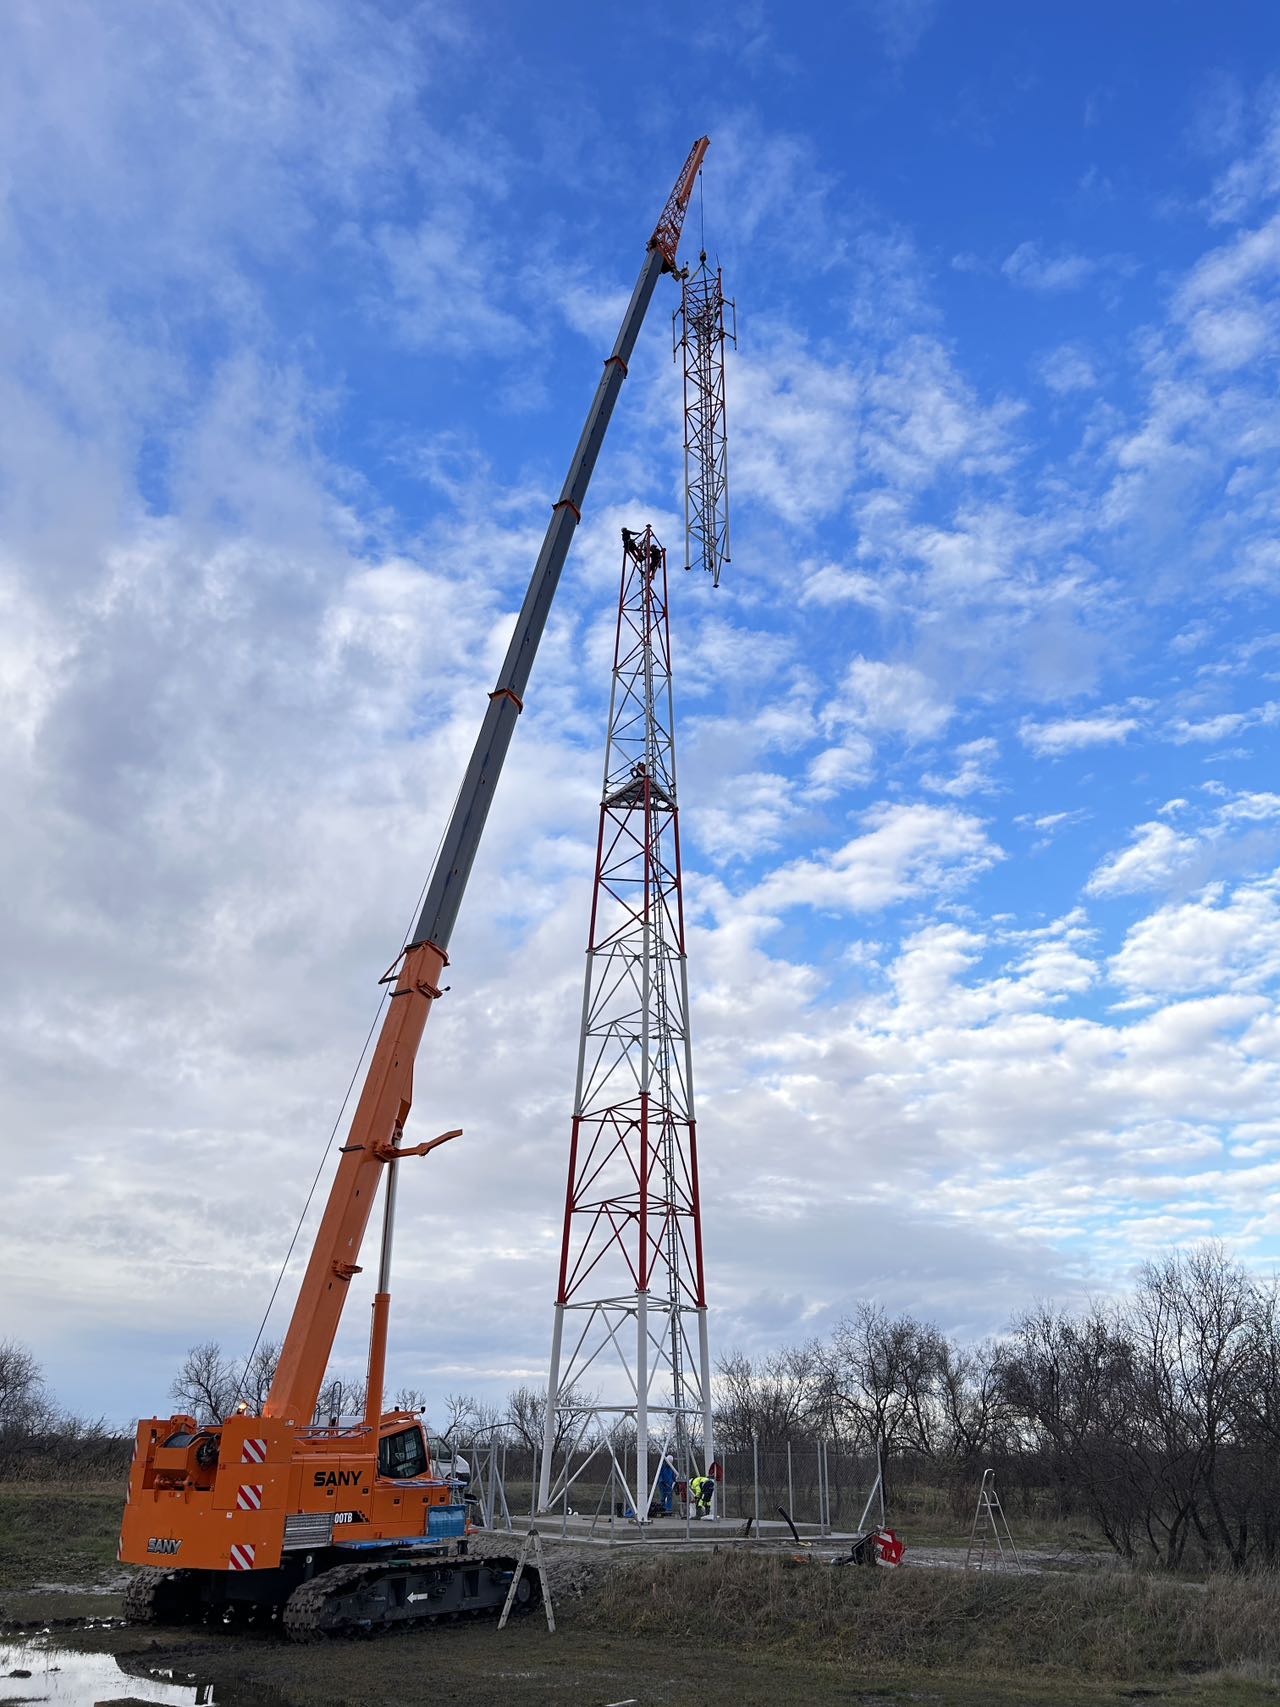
xmin=656 ymin=1457 xmax=678 ymax=1515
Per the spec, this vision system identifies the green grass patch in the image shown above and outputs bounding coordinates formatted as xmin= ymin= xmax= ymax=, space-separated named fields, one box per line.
xmin=0 ymin=1480 xmax=124 ymax=1591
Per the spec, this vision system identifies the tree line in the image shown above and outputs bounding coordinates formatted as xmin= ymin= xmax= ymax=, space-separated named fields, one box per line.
xmin=7 ymin=1244 xmax=1280 ymax=1569
xmin=0 ymin=1340 xmax=125 ymax=1480
xmin=715 ymin=1246 xmax=1280 ymax=1570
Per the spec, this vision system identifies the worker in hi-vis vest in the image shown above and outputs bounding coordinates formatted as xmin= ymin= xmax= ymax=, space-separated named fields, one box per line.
xmin=690 ymin=1473 xmax=715 ymax=1518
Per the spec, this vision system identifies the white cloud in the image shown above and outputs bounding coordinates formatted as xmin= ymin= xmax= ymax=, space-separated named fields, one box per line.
xmin=862 ymin=335 xmax=1023 ymax=488
xmin=1003 ymin=241 xmax=1098 ymax=292
xmin=806 ymin=737 xmax=876 ymax=798
xmin=834 ymin=656 xmax=954 ymax=742
xmin=1178 ymin=212 xmax=1280 ymax=307
xmin=1019 ymin=712 xmax=1139 ymax=755
xmin=921 ymin=737 xmax=999 ymax=797
xmin=1086 ymin=821 xmax=1201 ymax=896
xmin=853 ymin=0 xmax=940 ymax=61
xmin=746 ymin=802 xmax=1002 ymax=917
xmin=1014 ymin=807 xmax=1090 ymax=849
xmin=372 ymin=218 xmax=527 ymax=355
xmin=1206 ymin=93 xmax=1280 ymax=223
xmin=1184 ymin=302 xmax=1273 ymax=370
xmin=1170 ymin=703 xmax=1280 ymax=743
xmin=1110 ymin=876 xmax=1280 ymax=994
xmin=1087 ymin=793 xmax=1280 ymax=899
xmin=1037 ymin=342 xmax=1099 ymax=393
xmin=731 ymin=337 xmax=862 ymax=525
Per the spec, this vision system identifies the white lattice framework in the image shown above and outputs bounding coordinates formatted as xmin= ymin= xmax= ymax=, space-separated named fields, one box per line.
xmin=676 ymin=253 xmax=735 ymax=588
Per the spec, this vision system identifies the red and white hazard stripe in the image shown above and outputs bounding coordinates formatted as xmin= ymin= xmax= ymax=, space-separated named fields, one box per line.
xmin=236 ymin=1484 xmax=263 ymax=1511
xmin=241 ymin=1438 xmax=267 ymax=1465
xmin=229 ymin=1543 xmax=257 ymax=1572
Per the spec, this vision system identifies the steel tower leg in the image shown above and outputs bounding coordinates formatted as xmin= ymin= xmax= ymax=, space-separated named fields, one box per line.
xmin=636 ymin=1290 xmax=649 ymax=1521
xmin=538 ymin=1301 xmax=565 ymax=1512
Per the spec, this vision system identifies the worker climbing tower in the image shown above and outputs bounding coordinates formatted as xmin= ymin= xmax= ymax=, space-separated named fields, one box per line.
xmin=538 ymin=525 xmax=713 ymax=1520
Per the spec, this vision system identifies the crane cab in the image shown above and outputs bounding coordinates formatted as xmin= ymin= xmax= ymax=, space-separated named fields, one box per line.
xmin=377 ymin=1418 xmax=429 ymax=1480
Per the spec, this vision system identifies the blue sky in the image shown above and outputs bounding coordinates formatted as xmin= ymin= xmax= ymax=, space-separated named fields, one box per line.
xmin=4 ymin=0 xmax=1280 ymax=1424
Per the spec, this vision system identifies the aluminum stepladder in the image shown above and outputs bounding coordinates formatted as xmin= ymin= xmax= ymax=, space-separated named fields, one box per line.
xmin=497 ymin=1524 xmax=556 ymax=1632
xmin=965 ymin=1468 xmax=1023 ymax=1573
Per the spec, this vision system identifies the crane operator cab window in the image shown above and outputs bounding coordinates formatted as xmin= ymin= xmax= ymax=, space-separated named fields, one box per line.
xmin=378 ymin=1424 xmax=428 ymax=1481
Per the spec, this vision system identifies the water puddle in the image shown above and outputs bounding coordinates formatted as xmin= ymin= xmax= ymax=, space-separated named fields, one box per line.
xmin=0 ymin=1636 xmax=214 ymax=1705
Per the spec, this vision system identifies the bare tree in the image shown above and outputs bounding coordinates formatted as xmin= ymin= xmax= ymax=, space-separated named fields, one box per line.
xmin=0 ymin=1341 xmax=46 ymax=1428
xmin=315 ymin=1375 xmax=366 ymax=1422
xmin=714 ymin=1344 xmax=821 ymax=1450
xmin=237 ymin=1339 xmax=281 ymax=1413
xmin=935 ymin=1336 xmax=1011 ymax=1471
xmin=440 ymin=1392 xmax=483 ymax=1436
xmin=1129 ymin=1245 xmax=1258 ymax=1568
xmin=170 ymin=1340 xmax=282 ymax=1424
xmin=820 ymin=1306 xmax=943 ymax=1458
xmin=505 ymin=1384 xmax=588 ymax=1458
xmin=171 ymin=1342 xmax=238 ymax=1424
xmin=1003 ymin=1302 xmax=1131 ymax=1537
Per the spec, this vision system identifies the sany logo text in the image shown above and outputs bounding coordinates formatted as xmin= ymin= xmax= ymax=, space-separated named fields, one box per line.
xmin=313 ymin=1470 xmax=364 ymax=1490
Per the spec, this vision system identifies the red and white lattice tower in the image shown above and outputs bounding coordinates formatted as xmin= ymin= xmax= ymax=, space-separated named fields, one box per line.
xmin=538 ymin=525 xmax=713 ymax=1520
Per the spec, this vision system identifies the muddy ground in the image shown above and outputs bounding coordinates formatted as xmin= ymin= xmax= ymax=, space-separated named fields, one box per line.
xmin=1 ymin=1490 xmax=1278 ymax=1707
xmin=5 ymin=1564 xmax=1280 ymax=1707
xmin=2 ymin=1596 xmax=1278 ymax=1707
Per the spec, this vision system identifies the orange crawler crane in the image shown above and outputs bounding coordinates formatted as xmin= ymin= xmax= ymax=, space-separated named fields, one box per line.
xmin=119 ymin=136 xmax=710 ymax=1639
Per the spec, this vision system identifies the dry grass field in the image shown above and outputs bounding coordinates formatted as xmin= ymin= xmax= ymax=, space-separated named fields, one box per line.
xmin=2 ymin=1482 xmax=1279 ymax=1706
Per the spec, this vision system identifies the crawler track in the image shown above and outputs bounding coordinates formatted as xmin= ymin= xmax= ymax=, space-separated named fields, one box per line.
xmin=123 ymin=1567 xmax=200 ymax=1624
xmin=282 ymin=1548 xmax=535 ymax=1641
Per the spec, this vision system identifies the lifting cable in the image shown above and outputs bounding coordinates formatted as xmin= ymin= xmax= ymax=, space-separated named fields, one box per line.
xmin=232 ymin=777 xmax=463 ymax=1409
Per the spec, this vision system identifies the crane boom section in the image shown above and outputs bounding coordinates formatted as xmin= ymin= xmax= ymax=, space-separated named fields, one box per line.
xmin=263 ymin=940 xmax=442 ymax=1420
xmin=264 ymin=140 xmax=708 ymax=1427
xmin=413 ymin=138 xmax=708 ymax=956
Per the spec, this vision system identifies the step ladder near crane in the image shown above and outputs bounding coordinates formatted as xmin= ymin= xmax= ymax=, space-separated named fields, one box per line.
xmin=965 ymin=1468 xmax=1024 ymax=1573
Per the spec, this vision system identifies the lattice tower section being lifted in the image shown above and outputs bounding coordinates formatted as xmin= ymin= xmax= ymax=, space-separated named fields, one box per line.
xmin=676 ymin=251 xmax=736 ymax=587
xmin=538 ymin=525 xmax=713 ymax=1522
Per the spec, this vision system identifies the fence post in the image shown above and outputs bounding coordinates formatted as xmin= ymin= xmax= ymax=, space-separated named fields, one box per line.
xmin=752 ymin=1430 xmax=760 ymax=1532
xmin=530 ymin=1446 xmax=538 ymax=1518
xmin=786 ymin=1439 xmax=794 ymax=1523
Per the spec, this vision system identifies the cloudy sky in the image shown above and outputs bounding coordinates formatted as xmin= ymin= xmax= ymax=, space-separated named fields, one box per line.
xmin=4 ymin=0 xmax=1280 ymax=1424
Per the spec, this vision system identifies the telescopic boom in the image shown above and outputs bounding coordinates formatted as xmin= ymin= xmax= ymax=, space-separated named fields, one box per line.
xmin=262 ymin=136 xmax=710 ymax=1427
